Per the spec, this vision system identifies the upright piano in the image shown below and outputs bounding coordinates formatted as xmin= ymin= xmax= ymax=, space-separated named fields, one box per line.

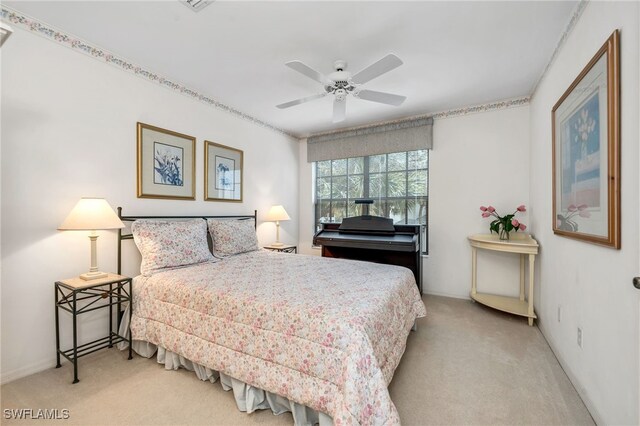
xmin=313 ymin=215 xmax=422 ymax=293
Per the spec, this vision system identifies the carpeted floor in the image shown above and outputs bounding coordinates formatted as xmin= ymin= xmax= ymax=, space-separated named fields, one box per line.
xmin=1 ymin=295 xmax=594 ymax=425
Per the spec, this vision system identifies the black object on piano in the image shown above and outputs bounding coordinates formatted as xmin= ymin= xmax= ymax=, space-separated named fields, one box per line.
xmin=313 ymin=214 xmax=422 ymax=293
xmin=354 ymin=199 xmax=374 ymax=215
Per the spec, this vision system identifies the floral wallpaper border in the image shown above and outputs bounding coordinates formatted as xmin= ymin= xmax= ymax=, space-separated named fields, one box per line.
xmin=430 ymin=97 xmax=530 ymax=120
xmin=0 ymin=5 xmax=294 ymax=138
xmin=307 ymin=96 xmax=530 ymax=139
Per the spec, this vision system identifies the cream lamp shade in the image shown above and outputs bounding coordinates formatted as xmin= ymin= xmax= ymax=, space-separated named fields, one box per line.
xmin=265 ymin=205 xmax=290 ymax=246
xmin=58 ymin=198 xmax=124 ymax=280
xmin=265 ymin=205 xmax=291 ymax=222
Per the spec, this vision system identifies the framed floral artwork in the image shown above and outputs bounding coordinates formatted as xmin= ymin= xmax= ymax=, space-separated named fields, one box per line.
xmin=137 ymin=122 xmax=196 ymax=200
xmin=204 ymin=140 xmax=243 ymax=202
xmin=552 ymin=30 xmax=620 ymax=248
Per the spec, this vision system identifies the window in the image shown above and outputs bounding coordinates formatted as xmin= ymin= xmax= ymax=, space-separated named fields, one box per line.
xmin=315 ymin=149 xmax=429 ymax=253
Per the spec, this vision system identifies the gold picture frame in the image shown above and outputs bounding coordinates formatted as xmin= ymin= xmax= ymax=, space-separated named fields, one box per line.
xmin=552 ymin=30 xmax=620 ymax=248
xmin=137 ymin=122 xmax=196 ymax=200
xmin=205 ymin=140 xmax=243 ymax=202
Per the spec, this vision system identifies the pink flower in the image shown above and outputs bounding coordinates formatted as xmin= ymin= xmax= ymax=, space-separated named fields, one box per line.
xmin=579 ymin=211 xmax=591 ymax=218
xmin=511 ymin=219 xmax=519 ymax=227
xmin=568 ymin=204 xmax=577 ymax=212
xmin=519 ymin=223 xmax=527 ymax=231
xmin=480 ymin=206 xmax=488 ymax=212
xmin=517 ymin=205 xmax=526 ymax=212
xmin=487 ymin=206 xmax=496 ymax=213
xmin=577 ymin=204 xmax=588 ymax=211
xmin=482 ymin=212 xmax=491 ymax=218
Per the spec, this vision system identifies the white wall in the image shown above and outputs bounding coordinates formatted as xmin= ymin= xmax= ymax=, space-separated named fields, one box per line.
xmin=298 ymin=105 xmax=531 ymax=299
xmin=425 ymin=106 xmax=530 ymax=298
xmin=529 ymin=2 xmax=639 ymax=424
xmin=0 ymin=27 xmax=299 ymax=383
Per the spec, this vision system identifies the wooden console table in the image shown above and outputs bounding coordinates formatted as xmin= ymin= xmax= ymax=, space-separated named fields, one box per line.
xmin=468 ymin=234 xmax=539 ymax=326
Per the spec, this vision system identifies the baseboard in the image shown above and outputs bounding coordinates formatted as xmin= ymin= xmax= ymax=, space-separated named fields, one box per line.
xmin=423 ymin=290 xmax=471 ymax=300
xmin=1 ymin=358 xmax=58 ymax=385
xmin=537 ymin=321 xmax=602 ymax=425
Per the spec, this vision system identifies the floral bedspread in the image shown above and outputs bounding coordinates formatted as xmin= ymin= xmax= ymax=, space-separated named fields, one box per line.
xmin=130 ymin=250 xmax=426 ymax=425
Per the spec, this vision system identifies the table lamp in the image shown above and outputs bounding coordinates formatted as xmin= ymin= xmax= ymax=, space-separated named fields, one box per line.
xmin=265 ymin=205 xmax=290 ymax=247
xmin=58 ymin=198 xmax=125 ymax=280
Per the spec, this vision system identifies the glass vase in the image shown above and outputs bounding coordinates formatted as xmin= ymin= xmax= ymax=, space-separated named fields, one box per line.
xmin=499 ymin=226 xmax=510 ymax=241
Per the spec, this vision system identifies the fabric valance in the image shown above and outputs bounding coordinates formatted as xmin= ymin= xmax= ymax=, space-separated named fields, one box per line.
xmin=306 ymin=117 xmax=433 ymax=162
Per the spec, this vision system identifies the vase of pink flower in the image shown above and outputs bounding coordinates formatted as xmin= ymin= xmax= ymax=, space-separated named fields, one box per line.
xmin=480 ymin=204 xmax=527 ymax=240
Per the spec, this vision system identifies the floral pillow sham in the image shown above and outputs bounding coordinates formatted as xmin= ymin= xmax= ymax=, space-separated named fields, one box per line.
xmin=131 ymin=219 xmax=214 ymax=276
xmin=207 ymin=219 xmax=259 ymax=258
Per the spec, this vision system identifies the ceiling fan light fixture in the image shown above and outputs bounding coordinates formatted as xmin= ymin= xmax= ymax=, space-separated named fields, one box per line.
xmin=334 ymin=89 xmax=348 ymax=101
xmin=277 ymin=54 xmax=406 ymax=123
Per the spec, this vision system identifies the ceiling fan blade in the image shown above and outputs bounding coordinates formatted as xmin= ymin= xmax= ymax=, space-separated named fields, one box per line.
xmin=356 ymin=89 xmax=406 ymax=107
xmin=276 ymin=93 xmax=326 ymax=109
xmin=333 ymin=99 xmax=346 ymax=123
xmin=285 ymin=60 xmax=329 ymax=85
xmin=351 ymin=54 xmax=403 ymax=85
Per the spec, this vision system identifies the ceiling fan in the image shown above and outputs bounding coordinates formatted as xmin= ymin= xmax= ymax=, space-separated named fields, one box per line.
xmin=276 ymin=54 xmax=407 ymax=123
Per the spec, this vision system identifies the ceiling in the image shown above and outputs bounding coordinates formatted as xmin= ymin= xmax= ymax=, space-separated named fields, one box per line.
xmin=7 ymin=1 xmax=577 ymax=137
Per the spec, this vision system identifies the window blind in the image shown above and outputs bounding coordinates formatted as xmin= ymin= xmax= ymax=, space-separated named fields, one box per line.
xmin=306 ymin=117 xmax=433 ymax=162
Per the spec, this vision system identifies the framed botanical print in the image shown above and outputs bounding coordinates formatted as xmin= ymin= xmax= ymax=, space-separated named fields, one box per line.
xmin=137 ymin=122 xmax=196 ymax=200
xmin=552 ymin=30 xmax=620 ymax=248
xmin=205 ymin=140 xmax=243 ymax=202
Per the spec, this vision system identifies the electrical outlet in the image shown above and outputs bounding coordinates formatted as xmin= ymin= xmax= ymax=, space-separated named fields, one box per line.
xmin=557 ymin=305 xmax=562 ymax=322
xmin=577 ymin=327 xmax=583 ymax=348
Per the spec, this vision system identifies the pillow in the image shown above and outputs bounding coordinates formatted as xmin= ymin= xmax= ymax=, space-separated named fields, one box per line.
xmin=131 ymin=219 xmax=214 ymax=276
xmin=207 ymin=219 xmax=259 ymax=258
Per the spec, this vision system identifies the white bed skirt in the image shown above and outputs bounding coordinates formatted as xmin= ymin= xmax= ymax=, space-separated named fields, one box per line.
xmin=118 ymin=311 xmax=333 ymax=426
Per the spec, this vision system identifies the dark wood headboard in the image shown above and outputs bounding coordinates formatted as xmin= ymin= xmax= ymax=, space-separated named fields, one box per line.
xmin=116 ymin=207 xmax=257 ymax=275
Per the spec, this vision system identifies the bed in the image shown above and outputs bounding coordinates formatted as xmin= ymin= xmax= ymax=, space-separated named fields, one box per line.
xmin=117 ymin=209 xmax=426 ymax=425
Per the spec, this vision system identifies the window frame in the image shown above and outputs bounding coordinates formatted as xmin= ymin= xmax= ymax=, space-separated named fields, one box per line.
xmin=314 ymin=150 xmax=429 ymax=254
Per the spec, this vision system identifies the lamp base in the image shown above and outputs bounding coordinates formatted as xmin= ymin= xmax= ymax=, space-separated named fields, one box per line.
xmin=80 ymin=271 xmax=108 ymax=281
xmin=270 ymin=241 xmax=284 ymax=247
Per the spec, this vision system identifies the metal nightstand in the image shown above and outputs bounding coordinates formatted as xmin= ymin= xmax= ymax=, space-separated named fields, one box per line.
xmin=263 ymin=244 xmax=297 ymax=254
xmin=55 ymin=273 xmax=132 ymax=383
